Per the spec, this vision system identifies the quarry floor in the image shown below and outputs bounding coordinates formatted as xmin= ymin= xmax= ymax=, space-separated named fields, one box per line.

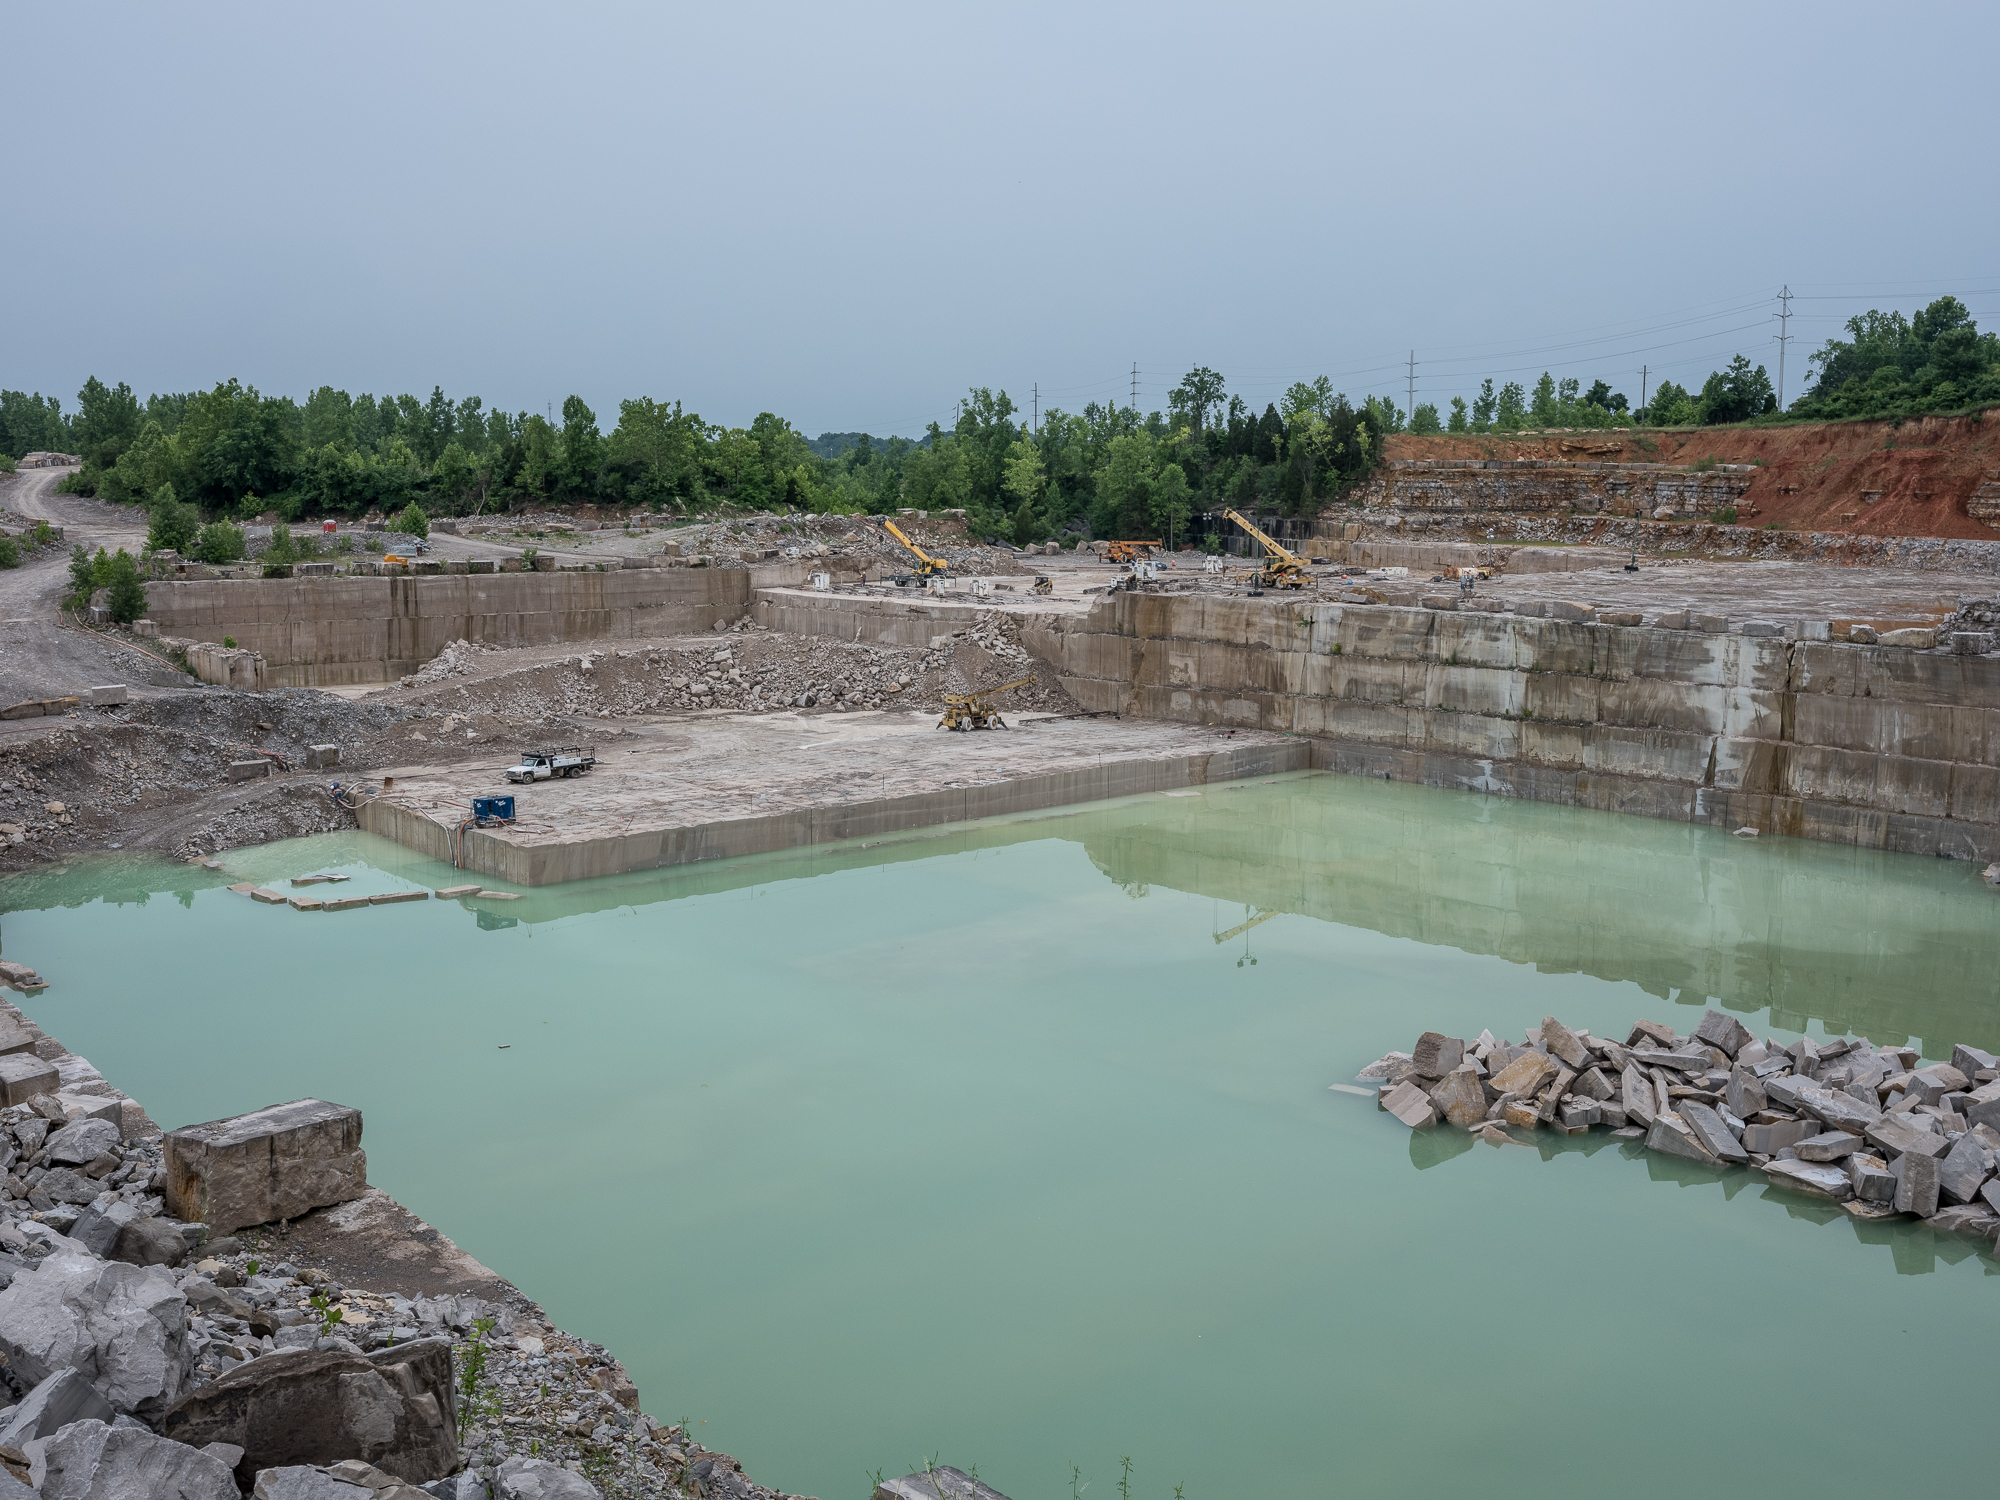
xmin=362 ymin=711 xmax=1296 ymax=882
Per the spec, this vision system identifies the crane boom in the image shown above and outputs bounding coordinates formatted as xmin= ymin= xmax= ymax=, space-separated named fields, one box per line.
xmin=1221 ymin=508 xmax=1309 ymax=589
xmin=938 ymin=676 xmax=1036 ymax=731
xmin=882 ymin=519 xmax=950 ymax=578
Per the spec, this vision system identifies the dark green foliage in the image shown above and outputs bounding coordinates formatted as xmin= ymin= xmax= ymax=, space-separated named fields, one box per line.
xmin=392 ymin=502 xmax=429 ymax=539
xmin=0 ymin=535 xmax=17 ymax=570
xmin=0 ymin=389 xmax=68 ymax=460
xmin=1410 ymin=402 xmax=1442 ymax=434
xmin=105 ymin=550 xmax=147 ymax=624
xmin=145 ymin=483 xmax=200 ymax=555
xmin=1793 ymin=296 xmax=2000 ymax=419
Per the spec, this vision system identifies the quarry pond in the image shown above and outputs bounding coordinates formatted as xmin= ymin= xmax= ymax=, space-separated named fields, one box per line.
xmin=4 ymin=772 xmax=1997 ymax=1500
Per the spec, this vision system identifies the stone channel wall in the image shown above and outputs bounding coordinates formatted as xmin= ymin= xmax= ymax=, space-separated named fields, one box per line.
xmin=1025 ymin=593 xmax=2000 ymax=862
xmin=140 ymin=566 xmax=806 ymax=687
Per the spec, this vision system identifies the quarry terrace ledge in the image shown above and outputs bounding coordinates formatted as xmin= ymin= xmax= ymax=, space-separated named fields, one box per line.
xmin=356 ymin=720 xmax=1304 ymax=886
xmin=1023 ymin=593 xmax=2000 ymax=865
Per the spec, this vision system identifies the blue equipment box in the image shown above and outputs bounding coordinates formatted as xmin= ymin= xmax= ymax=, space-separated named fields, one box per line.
xmin=472 ymin=795 xmax=516 ymax=822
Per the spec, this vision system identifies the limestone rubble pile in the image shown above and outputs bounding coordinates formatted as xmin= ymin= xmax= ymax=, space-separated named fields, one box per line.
xmin=0 ymin=994 xmax=805 ymax=1500
xmin=1361 ymin=1012 xmax=2000 ymax=1248
xmin=397 ymin=612 xmax=1079 ymax=721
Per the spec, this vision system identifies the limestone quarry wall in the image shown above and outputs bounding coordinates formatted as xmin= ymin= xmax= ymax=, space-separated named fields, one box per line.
xmin=1025 ymin=593 xmax=2000 ymax=862
xmin=141 ymin=567 xmax=805 ymax=686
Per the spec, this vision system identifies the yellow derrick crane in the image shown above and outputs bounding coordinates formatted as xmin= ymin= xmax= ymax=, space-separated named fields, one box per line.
xmin=938 ymin=676 xmax=1035 ymax=731
xmin=882 ymin=519 xmax=952 ymax=582
xmin=1221 ymin=508 xmax=1309 ymax=589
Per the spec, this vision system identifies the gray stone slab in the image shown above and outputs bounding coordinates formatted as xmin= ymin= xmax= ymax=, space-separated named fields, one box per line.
xmin=1866 ymin=1113 xmax=1949 ymax=1160
xmin=1539 ymin=1016 xmax=1591 ymax=1071
xmin=1935 ymin=1133 xmax=1992 ymax=1205
xmin=1620 ymin=1063 xmax=1656 ymax=1128
xmin=1799 ymin=1091 xmax=1881 ymax=1135
xmin=1763 ymin=1159 xmax=1855 ymax=1201
xmin=1796 ymin=1131 xmax=1864 ymax=1162
xmin=1850 ymin=1153 xmax=1896 ymax=1204
xmin=1693 ymin=1009 xmax=1753 ymax=1058
xmin=1488 ymin=1052 xmax=1556 ymax=1098
xmin=1678 ymin=1102 xmax=1748 ymax=1162
xmin=1410 ymin=1032 xmax=1464 ymax=1079
xmin=1893 ymin=1151 xmax=1941 ymax=1216
xmin=1742 ymin=1119 xmax=1814 ymax=1154
xmin=1646 ymin=1113 xmax=1719 ymax=1165
xmin=0 ymin=1054 xmax=59 ymax=1108
xmin=1380 ymin=1081 xmax=1437 ymax=1129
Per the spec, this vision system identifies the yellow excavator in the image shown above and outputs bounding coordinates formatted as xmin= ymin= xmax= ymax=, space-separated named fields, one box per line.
xmin=939 ymin=676 xmax=1035 ymax=731
xmin=1222 ymin=508 xmax=1309 ymax=589
xmin=1103 ymin=540 xmax=1162 ymax=564
xmin=882 ymin=519 xmax=952 ymax=585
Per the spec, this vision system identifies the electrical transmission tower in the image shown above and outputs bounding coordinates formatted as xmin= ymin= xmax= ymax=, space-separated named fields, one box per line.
xmin=1131 ymin=363 xmax=1139 ymax=412
xmin=1773 ymin=286 xmax=1794 ymax=411
xmin=1639 ymin=365 xmax=1649 ymax=420
xmin=1406 ymin=352 xmax=1417 ymax=421
xmin=1032 ymin=383 xmax=1038 ymax=435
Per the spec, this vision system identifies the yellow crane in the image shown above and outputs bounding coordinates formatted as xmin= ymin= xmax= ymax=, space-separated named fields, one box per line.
xmin=938 ymin=676 xmax=1035 ymax=731
xmin=882 ymin=519 xmax=952 ymax=583
xmin=1221 ymin=508 xmax=1309 ymax=589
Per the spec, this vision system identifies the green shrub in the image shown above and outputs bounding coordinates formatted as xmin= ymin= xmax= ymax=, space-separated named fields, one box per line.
xmin=146 ymin=484 xmax=199 ymax=555
xmin=106 ymin=550 xmax=148 ymax=624
xmin=194 ymin=521 xmax=247 ymax=564
xmin=223 ymin=635 xmax=238 ymax=648
xmin=1710 ymin=506 xmax=1738 ymax=524
xmin=393 ymin=502 xmax=430 ymax=539
xmin=0 ymin=536 xmax=18 ymax=570
xmin=265 ymin=522 xmax=298 ymax=564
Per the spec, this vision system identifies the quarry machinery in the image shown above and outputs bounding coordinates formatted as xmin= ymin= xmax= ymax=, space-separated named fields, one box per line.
xmin=1221 ymin=509 xmax=1309 ymax=589
xmin=938 ymin=676 xmax=1035 ymax=732
xmin=1102 ymin=540 xmax=1162 ymax=563
xmin=882 ymin=520 xmax=952 ymax=584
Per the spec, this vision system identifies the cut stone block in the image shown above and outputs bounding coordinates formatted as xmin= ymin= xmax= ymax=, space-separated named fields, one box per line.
xmin=249 ymin=888 xmax=285 ymax=905
xmin=1427 ymin=1064 xmax=1487 ymax=1130
xmin=287 ymin=897 xmax=323 ymax=912
xmin=1893 ymin=1151 xmax=1940 ymax=1216
xmin=434 ymin=885 xmax=482 ymax=899
xmin=1646 ymin=1113 xmax=1719 ymax=1165
xmin=1539 ymin=1016 xmax=1590 ymax=1070
xmin=1489 ymin=1052 xmax=1556 ymax=1098
xmin=321 ymin=896 xmax=372 ymax=912
xmin=0 ymin=1053 xmax=60 ymax=1107
xmin=1936 ymin=1132 xmax=1992 ymax=1205
xmin=1741 ymin=1119 xmax=1814 ymax=1154
xmin=1866 ymin=1113 xmax=1949 ymax=1159
xmin=1574 ymin=1066 xmax=1614 ymax=1101
xmin=1501 ymin=1099 xmax=1541 ymax=1129
xmin=165 ymin=1099 xmax=367 ymax=1236
xmin=1725 ymin=1065 xmax=1767 ymax=1119
xmin=1693 ymin=1009 xmax=1753 ymax=1057
xmin=1763 ymin=1159 xmax=1855 ymax=1201
xmin=368 ymin=890 xmax=429 ymax=905
xmin=1849 ymin=1153 xmax=1895 ymax=1204
xmin=1800 ymin=1091 xmax=1881 ymax=1135
xmin=1796 ymin=1131 xmax=1864 ymax=1162
xmin=1379 ymin=1081 xmax=1437 ymax=1129
xmin=1950 ymin=1044 xmax=1999 ymax=1080
xmin=87 ymin=685 xmax=127 ymax=706
xmin=227 ymin=761 xmax=271 ymax=782
xmin=1620 ymin=1063 xmax=1656 ymax=1128
xmin=1963 ymin=1080 xmax=2000 ymax=1130
xmin=1410 ymin=1033 xmax=1464 ymax=1079
xmin=1678 ymin=1102 xmax=1747 ymax=1162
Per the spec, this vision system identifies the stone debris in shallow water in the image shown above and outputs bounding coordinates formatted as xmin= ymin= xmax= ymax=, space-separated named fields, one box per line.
xmin=1356 ymin=1018 xmax=2000 ymax=1255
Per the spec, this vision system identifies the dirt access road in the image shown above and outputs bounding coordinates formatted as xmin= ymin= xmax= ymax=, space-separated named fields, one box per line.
xmin=0 ymin=464 xmax=174 ymax=706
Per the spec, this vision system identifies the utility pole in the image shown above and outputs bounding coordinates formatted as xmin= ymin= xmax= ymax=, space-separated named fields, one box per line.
xmin=1406 ymin=351 xmax=1417 ymax=423
xmin=1773 ymin=285 xmax=1794 ymax=411
xmin=1032 ymin=383 xmax=1038 ymax=436
xmin=1638 ymin=365 xmax=1649 ymax=421
xmin=1131 ymin=363 xmax=1139 ymax=413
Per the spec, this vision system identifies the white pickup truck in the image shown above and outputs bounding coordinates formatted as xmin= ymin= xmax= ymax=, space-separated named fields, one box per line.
xmin=504 ymin=747 xmax=596 ymax=783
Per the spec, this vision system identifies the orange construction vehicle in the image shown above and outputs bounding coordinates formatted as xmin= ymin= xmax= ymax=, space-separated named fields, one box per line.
xmin=1102 ymin=540 xmax=1162 ymax=563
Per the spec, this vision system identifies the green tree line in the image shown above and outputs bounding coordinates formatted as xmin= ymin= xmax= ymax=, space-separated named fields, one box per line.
xmin=18 ymin=369 xmax=1393 ymax=546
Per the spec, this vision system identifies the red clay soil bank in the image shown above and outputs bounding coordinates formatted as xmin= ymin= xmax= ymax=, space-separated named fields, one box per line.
xmin=1383 ymin=410 xmax=2000 ymax=540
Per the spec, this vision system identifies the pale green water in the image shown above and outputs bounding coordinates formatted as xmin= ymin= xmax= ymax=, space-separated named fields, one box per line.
xmin=2 ymin=773 xmax=1996 ymax=1500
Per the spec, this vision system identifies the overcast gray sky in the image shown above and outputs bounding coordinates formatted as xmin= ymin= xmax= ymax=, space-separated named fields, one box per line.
xmin=11 ymin=1 xmax=1999 ymax=435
